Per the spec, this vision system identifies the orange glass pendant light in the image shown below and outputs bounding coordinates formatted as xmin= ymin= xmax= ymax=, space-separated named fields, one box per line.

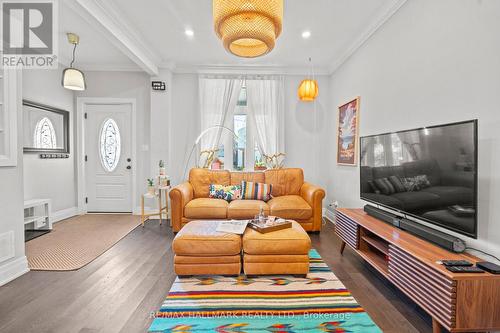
xmin=298 ymin=58 xmax=319 ymax=101
xmin=213 ymin=0 xmax=283 ymax=58
xmin=298 ymin=79 xmax=319 ymax=102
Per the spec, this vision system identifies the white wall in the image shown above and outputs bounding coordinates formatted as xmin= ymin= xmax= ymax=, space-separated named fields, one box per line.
xmin=76 ymin=71 xmax=151 ymax=210
xmin=0 ymin=70 xmax=28 ymax=286
xmin=328 ymin=0 xmax=500 ymax=258
xmin=22 ymin=69 xmax=77 ymax=218
xmin=284 ymin=75 xmax=331 ymax=188
xmin=169 ymin=73 xmax=200 ymax=185
xmin=166 ymin=73 xmax=332 ymax=190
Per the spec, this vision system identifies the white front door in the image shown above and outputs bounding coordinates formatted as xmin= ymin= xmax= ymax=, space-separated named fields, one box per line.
xmin=84 ymin=103 xmax=133 ymax=212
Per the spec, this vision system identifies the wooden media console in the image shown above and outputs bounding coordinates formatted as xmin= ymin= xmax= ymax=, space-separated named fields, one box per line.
xmin=335 ymin=208 xmax=500 ymax=333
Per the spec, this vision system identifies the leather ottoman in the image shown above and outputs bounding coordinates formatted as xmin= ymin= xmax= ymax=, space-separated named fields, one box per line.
xmin=172 ymin=221 xmax=242 ymax=276
xmin=242 ymin=221 xmax=311 ymax=276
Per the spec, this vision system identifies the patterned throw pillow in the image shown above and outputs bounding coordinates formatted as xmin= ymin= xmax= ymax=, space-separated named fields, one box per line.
xmin=388 ymin=175 xmax=406 ymax=193
xmin=241 ymin=181 xmax=272 ymax=202
xmin=373 ymin=178 xmax=396 ymax=195
xmin=414 ymin=174 xmax=431 ymax=188
xmin=209 ymin=184 xmax=241 ymax=202
xmin=401 ymin=177 xmax=421 ymax=192
xmin=401 ymin=174 xmax=431 ymax=192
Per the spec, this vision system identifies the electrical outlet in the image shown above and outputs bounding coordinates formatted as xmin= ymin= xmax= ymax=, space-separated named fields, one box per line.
xmin=328 ymin=201 xmax=339 ymax=208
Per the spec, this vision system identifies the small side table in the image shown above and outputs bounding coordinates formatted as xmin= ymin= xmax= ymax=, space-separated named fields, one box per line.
xmin=140 ymin=186 xmax=170 ymax=227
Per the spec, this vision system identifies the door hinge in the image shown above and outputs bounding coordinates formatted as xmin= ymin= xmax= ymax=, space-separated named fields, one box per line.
xmin=85 ymin=197 xmax=88 ymax=204
xmin=85 ymin=155 xmax=88 ymax=162
xmin=84 ymin=112 xmax=87 ymax=119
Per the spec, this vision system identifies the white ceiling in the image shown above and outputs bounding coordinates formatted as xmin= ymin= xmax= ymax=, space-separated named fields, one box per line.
xmin=59 ymin=2 xmax=135 ymax=70
xmin=59 ymin=0 xmax=406 ymax=74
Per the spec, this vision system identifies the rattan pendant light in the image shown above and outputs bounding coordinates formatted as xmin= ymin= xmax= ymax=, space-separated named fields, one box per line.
xmin=213 ymin=0 xmax=283 ymax=58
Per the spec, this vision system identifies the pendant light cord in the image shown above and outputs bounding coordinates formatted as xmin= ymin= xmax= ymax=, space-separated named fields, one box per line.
xmin=70 ymin=43 xmax=77 ymax=68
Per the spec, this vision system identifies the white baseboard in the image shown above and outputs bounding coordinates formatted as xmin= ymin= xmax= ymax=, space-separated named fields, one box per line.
xmin=52 ymin=206 xmax=78 ymax=223
xmin=0 ymin=256 xmax=29 ymax=287
xmin=323 ymin=208 xmax=336 ymax=224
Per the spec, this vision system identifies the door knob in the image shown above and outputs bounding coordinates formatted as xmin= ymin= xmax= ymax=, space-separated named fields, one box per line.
xmin=126 ymin=165 xmax=131 ymax=170
xmin=127 ymin=158 xmax=131 ymax=162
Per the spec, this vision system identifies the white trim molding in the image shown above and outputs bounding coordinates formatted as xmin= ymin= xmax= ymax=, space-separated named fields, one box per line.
xmin=64 ymin=0 xmax=160 ymax=75
xmin=0 ymin=256 xmax=29 ymax=287
xmin=0 ymin=69 xmax=18 ymax=167
xmin=324 ymin=208 xmax=336 ymax=224
xmin=328 ymin=0 xmax=408 ymax=74
xmin=76 ymin=98 xmax=138 ymax=214
xmin=52 ymin=206 xmax=79 ymax=223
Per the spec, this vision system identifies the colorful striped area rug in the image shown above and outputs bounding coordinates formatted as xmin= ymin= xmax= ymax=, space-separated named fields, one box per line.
xmin=149 ymin=249 xmax=381 ymax=332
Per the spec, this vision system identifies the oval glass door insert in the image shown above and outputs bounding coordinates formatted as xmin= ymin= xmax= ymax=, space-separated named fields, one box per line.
xmin=99 ymin=118 xmax=121 ymax=172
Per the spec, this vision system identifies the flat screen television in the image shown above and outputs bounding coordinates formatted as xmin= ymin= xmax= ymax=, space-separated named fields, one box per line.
xmin=360 ymin=120 xmax=478 ymax=238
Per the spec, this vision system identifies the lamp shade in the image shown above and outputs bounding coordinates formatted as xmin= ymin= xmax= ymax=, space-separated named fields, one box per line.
xmin=298 ymin=79 xmax=319 ymax=101
xmin=213 ymin=0 xmax=283 ymax=58
xmin=62 ymin=68 xmax=86 ymax=91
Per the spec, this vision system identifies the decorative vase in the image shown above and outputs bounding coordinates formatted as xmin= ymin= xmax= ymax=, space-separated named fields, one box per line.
xmin=148 ymin=186 xmax=155 ymax=196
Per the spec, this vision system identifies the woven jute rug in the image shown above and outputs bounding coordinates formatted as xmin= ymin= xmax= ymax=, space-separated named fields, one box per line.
xmin=26 ymin=214 xmax=140 ymax=271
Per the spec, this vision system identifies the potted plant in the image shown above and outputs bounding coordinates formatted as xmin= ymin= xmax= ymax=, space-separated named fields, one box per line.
xmin=159 ymin=160 xmax=166 ymax=176
xmin=147 ymin=178 xmax=155 ymax=196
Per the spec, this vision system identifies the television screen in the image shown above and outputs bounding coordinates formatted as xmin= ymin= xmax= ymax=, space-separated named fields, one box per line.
xmin=360 ymin=120 xmax=478 ymax=238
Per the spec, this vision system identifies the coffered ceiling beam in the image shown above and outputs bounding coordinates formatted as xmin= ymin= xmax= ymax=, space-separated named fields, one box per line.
xmin=64 ymin=0 xmax=160 ymax=76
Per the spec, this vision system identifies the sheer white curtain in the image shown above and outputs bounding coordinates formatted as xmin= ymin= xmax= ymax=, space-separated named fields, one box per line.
xmin=198 ymin=77 xmax=242 ymax=167
xmin=246 ymin=76 xmax=285 ymax=168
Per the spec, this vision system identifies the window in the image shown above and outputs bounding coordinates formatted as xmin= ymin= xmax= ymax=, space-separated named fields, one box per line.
xmin=233 ymin=114 xmax=247 ymax=170
xmin=216 ymin=83 xmax=266 ymax=171
xmin=99 ymin=118 xmax=121 ymax=172
xmin=34 ymin=117 xmax=57 ymax=149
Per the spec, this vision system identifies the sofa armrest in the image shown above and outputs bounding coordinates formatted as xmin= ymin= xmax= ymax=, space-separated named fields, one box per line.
xmin=169 ymin=182 xmax=194 ymax=232
xmin=300 ymin=182 xmax=326 ymax=231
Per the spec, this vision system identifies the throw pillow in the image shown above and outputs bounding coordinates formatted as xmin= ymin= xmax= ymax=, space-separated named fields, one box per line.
xmin=373 ymin=178 xmax=396 ymax=195
xmin=401 ymin=177 xmax=421 ymax=192
xmin=241 ymin=181 xmax=272 ymax=202
xmin=414 ymin=174 xmax=431 ymax=189
xmin=367 ymin=180 xmax=381 ymax=194
xmin=388 ymin=175 xmax=406 ymax=193
xmin=209 ymin=184 xmax=241 ymax=201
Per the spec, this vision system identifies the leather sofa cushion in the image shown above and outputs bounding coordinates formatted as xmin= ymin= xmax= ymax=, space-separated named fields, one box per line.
xmin=189 ymin=168 xmax=231 ymax=198
xmin=265 ymin=168 xmax=304 ymax=197
xmin=421 ymin=186 xmax=473 ymax=206
xmin=174 ymin=255 xmax=241 ymax=264
xmin=243 ymin=221 xmax=310 ymax=255
xmin=230 ymin=171 xmax=265 ymax=185
xmin=184 ymin=198 xmax=228 ymax=219
xmin=267 ymin=195 xmax=312 ymax=219
xmin=243 ymin=254 xmax=309 ymax=263
xmin=391 ymin=191 xmax=441 ymax=211
xmin=228 ymin=200 xmax=269 ymax=219
xmin=173 ymin=221 xmax=241 ymax=256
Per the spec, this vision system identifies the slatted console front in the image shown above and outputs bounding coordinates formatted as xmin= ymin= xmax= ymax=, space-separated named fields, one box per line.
xmin=334 ymin=208 xmax=500 ymax=333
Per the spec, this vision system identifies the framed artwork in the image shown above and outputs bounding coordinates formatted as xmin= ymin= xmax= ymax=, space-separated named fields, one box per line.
xmin=337 ymin=97 xmax=360 ymax=166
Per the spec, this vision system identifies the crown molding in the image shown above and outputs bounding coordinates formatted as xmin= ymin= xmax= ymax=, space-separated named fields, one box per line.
xmin=169 ymin=64 xmax=331 ymax=76
xmin=64 ymin=0 xmax=160 ymax=76
xmin=62 ymin=0 xmax=407 ymax=77
xmin=327 ymin=0 xmax=408 ymax=75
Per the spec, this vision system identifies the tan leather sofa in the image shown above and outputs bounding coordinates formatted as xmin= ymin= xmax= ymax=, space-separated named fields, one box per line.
xmin=169 ymin=168 xmax=325 ymax=232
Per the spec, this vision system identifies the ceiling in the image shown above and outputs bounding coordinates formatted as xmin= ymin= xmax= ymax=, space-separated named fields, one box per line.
xmin=60 ymin=0 xmax=406 ymax=74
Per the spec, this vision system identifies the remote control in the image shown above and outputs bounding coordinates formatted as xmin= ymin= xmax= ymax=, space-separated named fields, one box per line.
xmin=476 ymin=262 xmax=500 ymax=274
xmin=441 ymin=260 xmax=473 ymax=267
xmin=445 ymin=266 xmax=484 ymax=273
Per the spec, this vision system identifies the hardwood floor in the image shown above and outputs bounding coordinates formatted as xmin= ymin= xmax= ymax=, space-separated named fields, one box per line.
xmin=0 ymin=217 xmax=432 ymax=333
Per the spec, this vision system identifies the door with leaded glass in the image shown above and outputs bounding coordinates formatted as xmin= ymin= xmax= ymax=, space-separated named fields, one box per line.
xmin=84 ymin=103 xmax=132 ymax=212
